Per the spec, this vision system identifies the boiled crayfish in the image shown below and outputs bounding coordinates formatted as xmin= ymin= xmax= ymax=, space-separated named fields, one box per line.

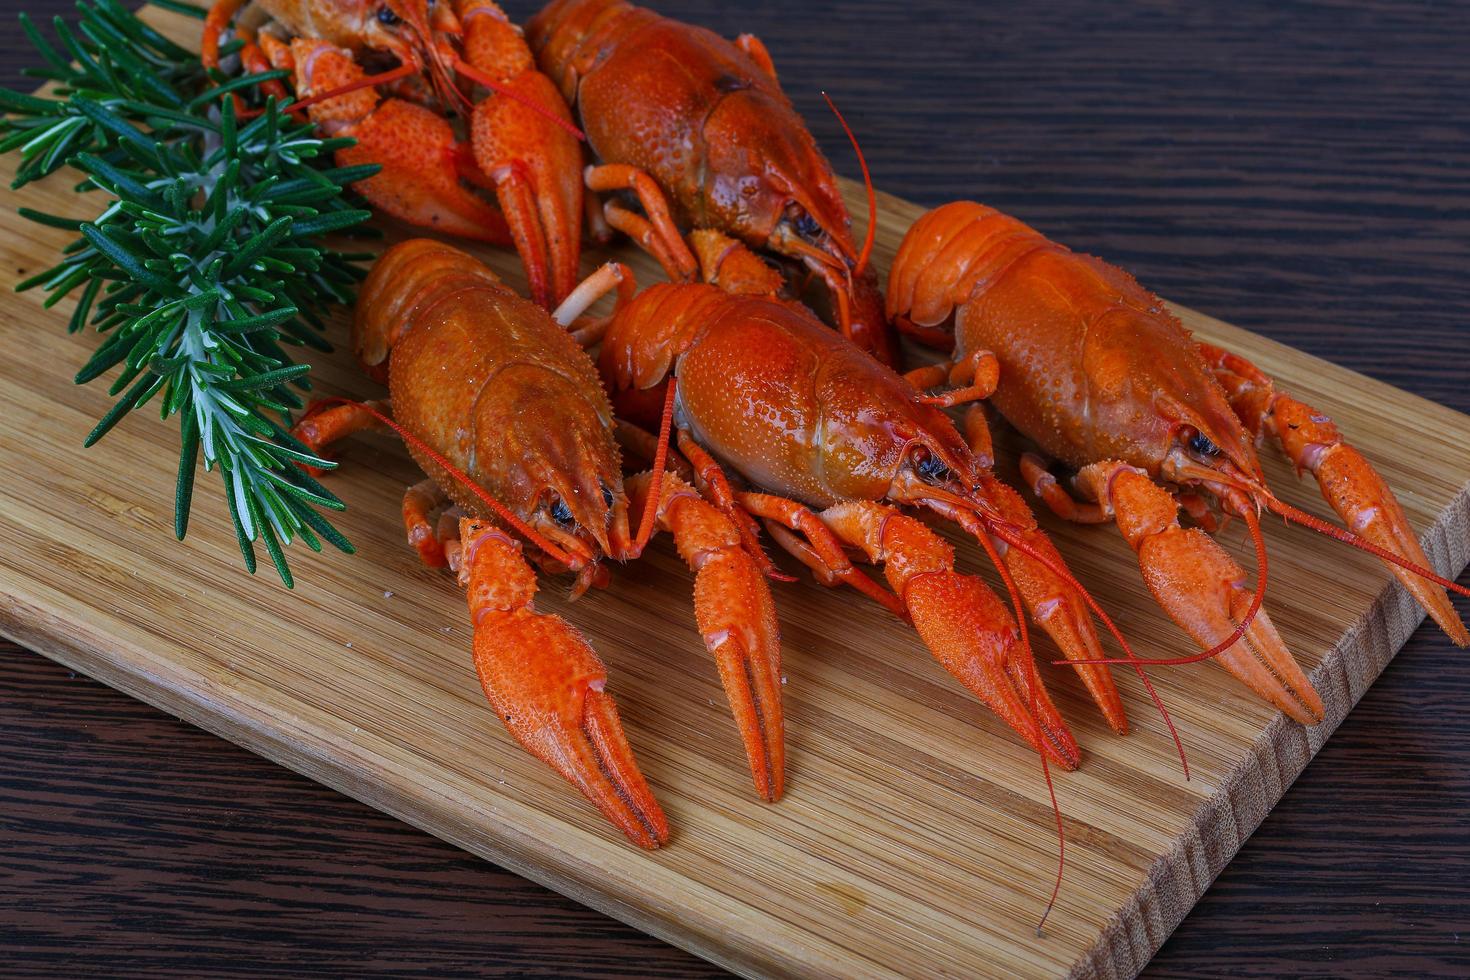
xmin=569 ymin=229 xmax=1179 ymax=770
xmin=203 ymin=0 xmax=586 ymax=308
xmin=526 ymin=0 xmax=901 ymax=366
xmin=291 ymin=239 xmax=785 ymax=846
xmin=889 ymin=201 xmax=1470 ymax=724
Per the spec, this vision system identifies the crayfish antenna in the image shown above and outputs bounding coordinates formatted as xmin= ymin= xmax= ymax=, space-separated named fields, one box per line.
xmin=285 ymin=62 xmax=417 ymax=113
xmin=969 ymin=522 xmax=1072 ymax=934
xmin=821 ymin=91 xmax=876 ymax=277
xmin=628 ymin=378 xmax=679 ymax=557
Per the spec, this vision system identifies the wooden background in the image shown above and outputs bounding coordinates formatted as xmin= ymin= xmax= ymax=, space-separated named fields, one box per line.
xmin=2 ymin=0 xmax=1467 ymax=975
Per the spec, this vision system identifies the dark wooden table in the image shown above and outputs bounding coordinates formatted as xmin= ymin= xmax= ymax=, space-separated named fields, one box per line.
xmin=4 ymin=1 xmax=1468 ymax=975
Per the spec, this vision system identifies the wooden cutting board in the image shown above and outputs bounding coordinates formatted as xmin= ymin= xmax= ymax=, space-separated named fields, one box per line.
xmin=3 ymin=8 xmax=1469 ymax=978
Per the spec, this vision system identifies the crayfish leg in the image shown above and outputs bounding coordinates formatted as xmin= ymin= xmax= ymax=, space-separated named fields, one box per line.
xmin=403 ymin=479 xmax=453 ymax=567
xmin=675 ymin=430 xmax=784 ymax=580
xmin=289 ymin=398 xmax=392 ymax=476
xmin=586 ymin=163 xmax=701 ymax=281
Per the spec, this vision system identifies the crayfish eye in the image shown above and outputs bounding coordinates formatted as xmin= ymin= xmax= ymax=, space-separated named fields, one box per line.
xmin=376 ymin=5 xmax=402 ymax=25
xmin=601 ymin=485 xmax=615 ymax=508
xmin=792 ymin=211 xmax=821 ymax=239
xmin=1189 ymin=432 xmax=1220 ymax=457
xmin=550 ymin=498 xmax=574 ymax=527
xmin=916 ymin=451 xmax=951 ymax=483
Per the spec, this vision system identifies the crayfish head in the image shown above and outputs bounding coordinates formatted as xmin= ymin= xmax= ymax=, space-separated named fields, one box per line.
xmin=258 ymin=0 xmax=421 ymax=67
xmin=466 ymin=358 xmax=628 ymax=573
xmin=700 ymin=82 xmax=856 ymax=271
xmin=379 ymin=0 xmax=467 ymax=110
xmin=521 ymin=433 xmax=629 ymax=569
xmin=765 ymin=187 xmax=858 ymax=287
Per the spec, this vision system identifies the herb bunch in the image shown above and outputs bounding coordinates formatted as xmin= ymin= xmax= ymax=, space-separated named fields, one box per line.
xmin=1 ymin=0 xmax=380 ymax=585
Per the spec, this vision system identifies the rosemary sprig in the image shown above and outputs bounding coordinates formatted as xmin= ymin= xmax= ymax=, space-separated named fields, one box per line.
xmin=2 ymin=0 xmax=380 ymax=586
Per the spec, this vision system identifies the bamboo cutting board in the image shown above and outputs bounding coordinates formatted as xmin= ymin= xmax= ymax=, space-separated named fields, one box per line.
xmin=3 ymin=9 xmax=1470 ymax=977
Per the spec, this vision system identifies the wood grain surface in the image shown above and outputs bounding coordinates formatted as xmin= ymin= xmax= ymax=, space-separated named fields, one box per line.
xmin=2 ymin=1 xmax=1469 ymax=976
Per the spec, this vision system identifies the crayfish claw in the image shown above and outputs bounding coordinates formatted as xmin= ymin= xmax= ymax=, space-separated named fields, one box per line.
xmin=461 ymin=519 xmax=669 ymax=847
xmin=1084 ymin=464 xmax=1325 ymax=724
xmin=1278 ymin=401 xmax=1470 ymax=648
xmin=628 ymin=472 xmax=786 ymax=801
xmin=907 ymin=569 xmax=1082 ymax=770
xmin=818 ymin=501 xmax=1080 ymax=769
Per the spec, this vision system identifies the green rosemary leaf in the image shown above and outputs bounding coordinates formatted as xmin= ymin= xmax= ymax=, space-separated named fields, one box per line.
xmin=84 ymin=372 xmax=160 ymax=446
xmin=71 ymin=99 xmax=160 ymax=162
xmin=260 ymin=467 xmax=342 ymax=510
xmin=80 ymin=223 xmax=175 ymax=292
xmin=220 ymin=95 xmax=238 ymax=158
xmin=174 ymin=407 xmax=199 ymax=539
xmin=294 ymin=522 xmax=323 ymax=553
xmin=182 ymin=286 xmax=221 ymax=311
xmin=258 ymin=518 xmax=294 ymax=589
xmin=261 ymin=438 xmax=338 ymax=475
xmin=74 ymin=333 xmax=130 ymax=383
xmin=14 ymin=260 xmax=72 ymax=292
xmin=52 ymin=16 xmax=106 ymax=85
xmin=36 ymin=120 xmax=87 ymax=176
xmin=297 ymin=501 xmax=355 ymax=554
xmin=222 ymin=214 xmax=293 ymax=278
xmin=144 ymin=0 xmax=208 ymax=19
xmin=218 ymin=304 xmax=295 ymax=330
xmin=39 ymin=263 xmax=92 ymax=305
xmin=72 ymin=151 xmax=160 ymax=204
xmin=120 ymin=100 xmax=214 ymax=129
xmin=185 ymin=69 xmax=290 ymax=111
xmin=232 ymin=283 xmax=278 ymax=303
xmin=289 ymin=209 xmax=374 ymax=238
xmin=214 ymin=363 xmax=313 ymax=392
xmin=107 ymin=355 xmax=146 ymax=394
xmin=223 ymin=470 xmax=258 ymax=574
xmin=0 ymin=86 xmax=60 ymax=115
xmin=18 ymin=207 xmax=86 ymax=231
xmin=18 ymin=12 xmax=70 ymax=74
xmin=67 ymin=275 xmax=103 ymax=333
xmin=319 ymin=164 xmax=380 ymax=186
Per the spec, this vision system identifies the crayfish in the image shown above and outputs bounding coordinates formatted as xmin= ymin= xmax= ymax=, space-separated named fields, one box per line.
xmin=889 ymin=201 xmax=1470 ymax=723
xmin=203 ymin=0 xmax=586 ymax=308
xmin=527 ymin=0 xmax=901 ymax=366
xmin=291 ymin=239 xmax=785 ymax=846
xmin=571 ymin=229 xmax=1177 ymax=771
